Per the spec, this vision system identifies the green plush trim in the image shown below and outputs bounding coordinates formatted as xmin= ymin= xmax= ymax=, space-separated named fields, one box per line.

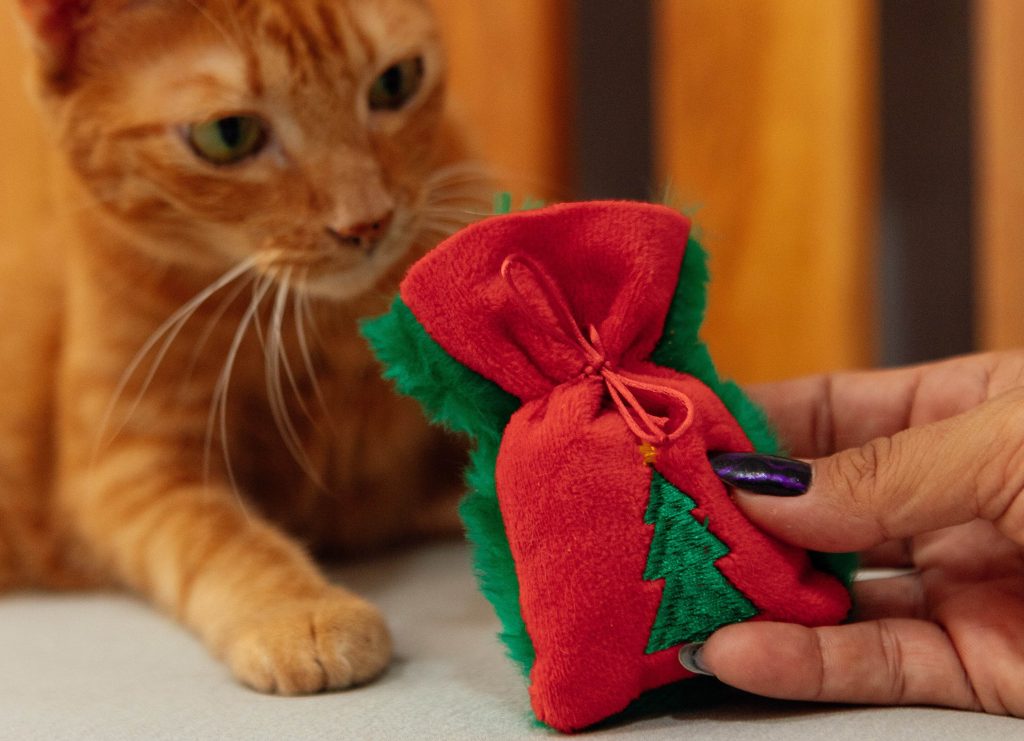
xmin=361 ymin=299 xmax=518 ymax=444
xmin=361 ymin=300 xmax=537 ymax=675
xmin=493 ymin=192 xmax=546 ymax=215
xmin=810 ymin=550 xmax=860 ymax=588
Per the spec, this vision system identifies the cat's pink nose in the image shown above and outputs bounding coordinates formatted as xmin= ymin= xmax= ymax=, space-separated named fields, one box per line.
xmin=326 ymin=212 xmax=394 ymax=251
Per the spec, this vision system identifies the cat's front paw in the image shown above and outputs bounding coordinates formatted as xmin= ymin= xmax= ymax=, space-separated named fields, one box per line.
xmin=225 ymin=590 xmax=392 ymax=695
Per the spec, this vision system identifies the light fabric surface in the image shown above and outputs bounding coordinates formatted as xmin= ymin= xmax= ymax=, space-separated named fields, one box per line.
xmin=0 ymin=540 xmax=1020 ymax=740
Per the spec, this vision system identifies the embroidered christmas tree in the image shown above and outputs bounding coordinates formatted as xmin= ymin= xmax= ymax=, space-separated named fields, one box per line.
xmin=644 ymin=471 xmax=757 ymax=653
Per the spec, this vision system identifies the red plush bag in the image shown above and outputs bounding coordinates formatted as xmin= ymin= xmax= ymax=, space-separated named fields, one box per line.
xmin=365 ymin=201 xmax=852 ymax=732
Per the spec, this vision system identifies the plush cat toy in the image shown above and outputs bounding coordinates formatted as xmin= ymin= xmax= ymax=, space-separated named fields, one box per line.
xmin=363 ymin=201 xmax=854 ymax=732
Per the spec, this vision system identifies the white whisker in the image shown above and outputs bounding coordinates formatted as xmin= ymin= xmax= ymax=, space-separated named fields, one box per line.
xmin=179 ymin=272 xmax=256 ymax=394
xmin=423 ymin=161 xmax=492 ymax=188
xmin=252 ymin=285 xmax=268 ymax=352
xmin=265 ymin=269 xmax=325 ymax=487
xmin=298 ymin=284 xmax=328 ymax=348
xmin=294 ymin=271 xmax=332 ymax=423
xmin=418 ymin=211 xmax=481 ymax=229
xmin=424 ymin=194 xmax=490 ymax=211
xmin=95 ymin=257 xmax=258 ymax=455
xmin=204 ymin=272 xmax=275 ymax=514
xmin=412 ymin=161 xmax=494 ymax=250
xmin=182 ymin=0 xmax=243 ymax=54
xmin=277 ymin=323 xmax=314 ymax=422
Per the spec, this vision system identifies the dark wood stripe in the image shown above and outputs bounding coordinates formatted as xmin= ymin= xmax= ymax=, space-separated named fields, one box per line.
xmin=879 ymin=0 xmax=976 ymax=365
xmin=572 ymin=0 xmax=653 ymax=200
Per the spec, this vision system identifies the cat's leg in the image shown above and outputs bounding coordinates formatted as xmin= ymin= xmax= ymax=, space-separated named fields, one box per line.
xmin=63 ymin=453 xmax=391 ymax=694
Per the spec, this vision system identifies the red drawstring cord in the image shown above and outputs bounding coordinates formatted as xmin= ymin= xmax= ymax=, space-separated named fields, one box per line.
xmin=500 ymin=254 xmax=695 ymax=445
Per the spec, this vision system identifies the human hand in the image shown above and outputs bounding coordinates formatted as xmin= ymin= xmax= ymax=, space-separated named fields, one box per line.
xmin=694 ymin=351 xmax=1024 ymax=716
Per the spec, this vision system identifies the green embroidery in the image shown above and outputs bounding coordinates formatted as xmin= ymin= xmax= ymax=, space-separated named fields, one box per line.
xmin=644 ymin=472 xmax=757 ymax=652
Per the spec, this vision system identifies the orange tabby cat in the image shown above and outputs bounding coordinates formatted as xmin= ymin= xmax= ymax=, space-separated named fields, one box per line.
xmin=0 ymin=0 xmax=484 ymax=694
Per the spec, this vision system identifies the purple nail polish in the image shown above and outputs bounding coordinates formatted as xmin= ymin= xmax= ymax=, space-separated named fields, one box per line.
xmin=708 ymin=452 xmax=811 ymax=497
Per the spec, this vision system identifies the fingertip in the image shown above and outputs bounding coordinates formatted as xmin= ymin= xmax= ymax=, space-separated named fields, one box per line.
xmin=701 ymin=622 xmax=818 ymax=697
xmin=730 ymin=485 xmax=880 ymax=554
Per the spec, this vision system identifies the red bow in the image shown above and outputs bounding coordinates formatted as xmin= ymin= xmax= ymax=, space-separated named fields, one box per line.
xmin=501 ymin=255 xmax=695 ymax=446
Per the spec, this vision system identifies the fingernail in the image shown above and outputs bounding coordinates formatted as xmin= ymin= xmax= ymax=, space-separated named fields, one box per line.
xmin=679 ymin=642 xmax=714 ymax=676
xmin=708 ymin=452 xmax=811 ymax=497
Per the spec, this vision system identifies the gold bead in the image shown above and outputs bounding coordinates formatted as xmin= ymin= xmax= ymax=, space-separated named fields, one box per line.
xmin=639 ymin=442 xmax=658 ymax=466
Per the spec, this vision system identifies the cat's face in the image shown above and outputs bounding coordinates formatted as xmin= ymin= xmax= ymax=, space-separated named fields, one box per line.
xmin=25 ymin=0 xmax=466 ymax=299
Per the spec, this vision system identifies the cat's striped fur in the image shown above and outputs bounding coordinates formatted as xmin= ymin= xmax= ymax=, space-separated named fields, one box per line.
xmin=0 ymin=0 xmax=483 ymax=693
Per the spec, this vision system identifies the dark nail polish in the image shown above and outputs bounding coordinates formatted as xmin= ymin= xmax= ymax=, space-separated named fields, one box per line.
xmin=708 ymin=452 xmax=811 ymax=497
xmin=679 ymin=642 xmax=714 ymax=676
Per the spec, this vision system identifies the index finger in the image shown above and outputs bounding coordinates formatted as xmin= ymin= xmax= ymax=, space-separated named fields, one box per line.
xmin=746 ymin=352 xmax=1014 ymax=458
xmin=735 ymin=387 xmax=1024 ymax=553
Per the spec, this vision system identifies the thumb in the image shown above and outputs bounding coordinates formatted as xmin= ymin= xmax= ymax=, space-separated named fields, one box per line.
xmin=713 ymin=388 xmax=1024 ymax=552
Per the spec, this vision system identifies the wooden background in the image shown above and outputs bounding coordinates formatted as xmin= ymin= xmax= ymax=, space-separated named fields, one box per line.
xmin=2 ymin=2 xmax=1021 ymax=384
xmin=652 ymin=0 xmax=877 ymax=380
xmin=976 ymin=0 xmax=1024 ymax=353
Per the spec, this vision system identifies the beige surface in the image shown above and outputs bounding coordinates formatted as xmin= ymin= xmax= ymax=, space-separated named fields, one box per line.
xmin=654 ymin=0 xmax=878 ymax=383
xmin=1 ymin=540 xmax=1022 ymax=740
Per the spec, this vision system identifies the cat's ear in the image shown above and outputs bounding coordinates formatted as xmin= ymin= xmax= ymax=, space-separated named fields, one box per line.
xmin=16 ymin=0 xmax=92 ymax=89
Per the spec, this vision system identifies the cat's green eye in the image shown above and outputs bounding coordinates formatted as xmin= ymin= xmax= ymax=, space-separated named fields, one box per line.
xmin=368 ymin=57 xmax=425 ymax=112
xmin=187 ymin=115 xmax=268 ymax=165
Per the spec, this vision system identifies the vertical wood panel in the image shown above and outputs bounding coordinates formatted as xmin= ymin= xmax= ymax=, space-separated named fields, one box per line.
xmin=428 ymin=0 xmax=573 ymax=202
xmin=976 ymin=0 xmax=1024 ymax=349
xmin=880 ymin=1 xmax=975 ymax=366
xmin=654 ymin=0 xmax=878 ymax=383
xmin=0 ymin=9 xmax=58 ymax=251
xmin=573 ymin=1 xmax=652 ymax=200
